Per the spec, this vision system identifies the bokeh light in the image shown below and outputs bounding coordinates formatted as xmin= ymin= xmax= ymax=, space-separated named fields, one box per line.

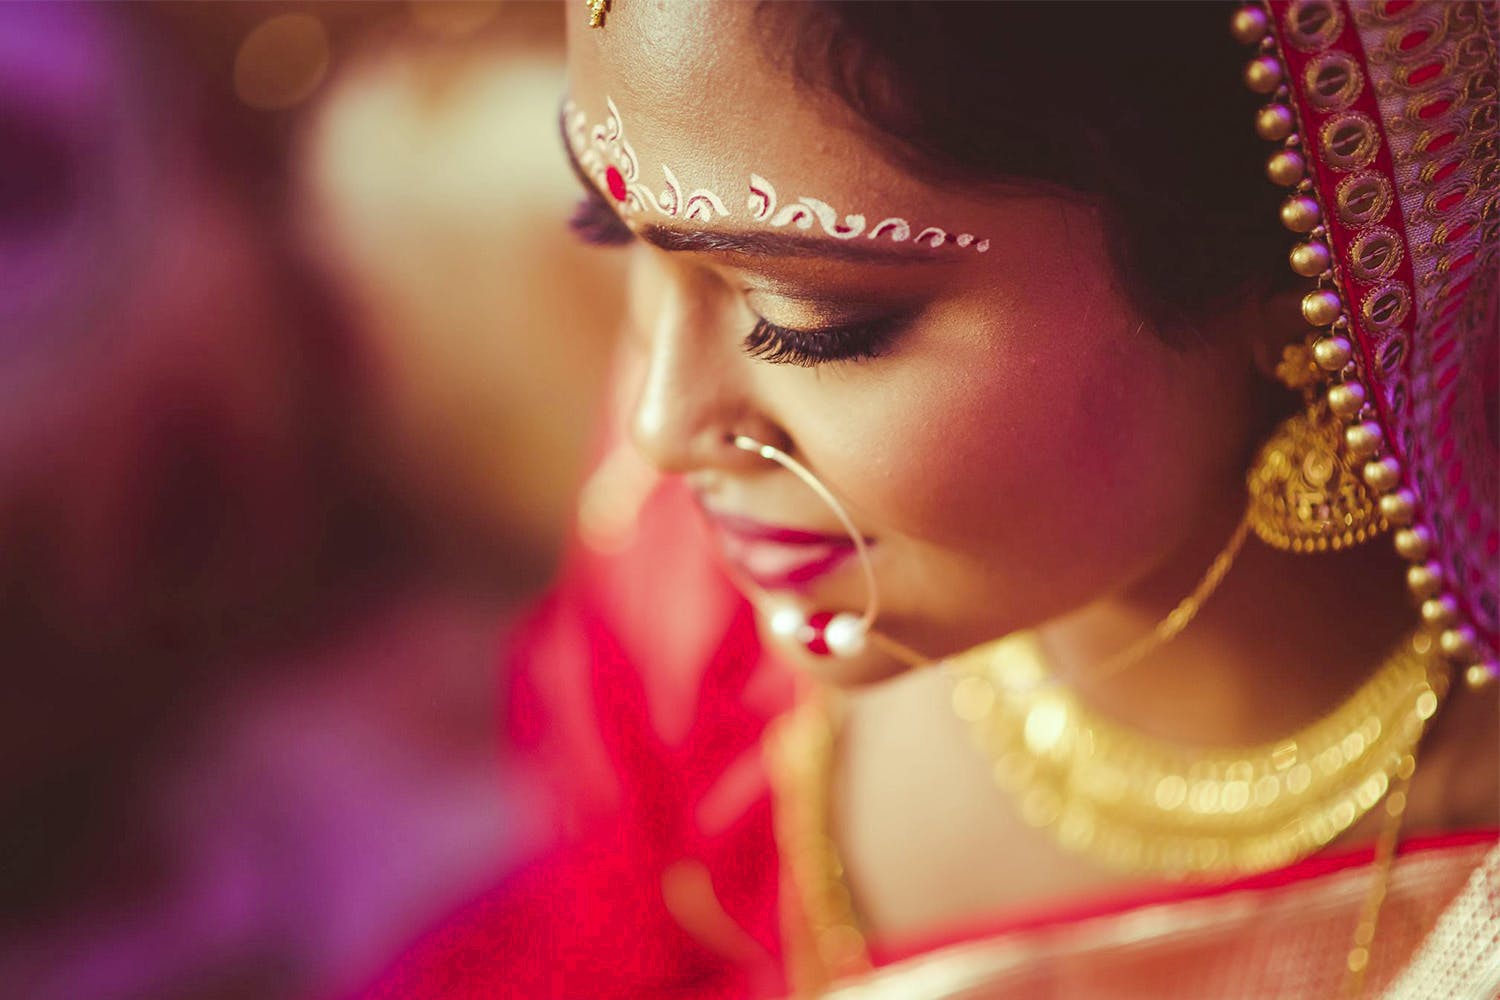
xmin=233 ymin=12 xmax=330 ymax=111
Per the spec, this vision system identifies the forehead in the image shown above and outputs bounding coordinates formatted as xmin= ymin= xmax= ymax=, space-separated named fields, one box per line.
xmin=565 ymin=2 xmax=851 ymax=181
xmin=562 ymin=0 xmax=1000 ymax=254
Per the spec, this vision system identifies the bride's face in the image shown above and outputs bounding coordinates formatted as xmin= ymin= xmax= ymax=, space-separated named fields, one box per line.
xmin=566 ymin=2 xmax=1262 ymax=683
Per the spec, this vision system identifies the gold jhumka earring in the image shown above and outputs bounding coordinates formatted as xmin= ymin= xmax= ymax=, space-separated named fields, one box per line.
xmin=1246 ymin=337 xmax=1388 ymax=553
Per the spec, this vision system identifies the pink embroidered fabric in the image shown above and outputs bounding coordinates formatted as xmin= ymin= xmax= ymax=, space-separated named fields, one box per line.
xmin=1271 ymin=0 xmax=1499 ymax=660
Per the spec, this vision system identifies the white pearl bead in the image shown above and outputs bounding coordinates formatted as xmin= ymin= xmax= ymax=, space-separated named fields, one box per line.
xmin=768 ymin=604 xmax=807 ymax=641
xmin=823 ymin=613 xmax=867 ymax=657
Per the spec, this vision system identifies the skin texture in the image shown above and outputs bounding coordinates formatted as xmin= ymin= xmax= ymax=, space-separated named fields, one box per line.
xmin=569 ymin=2 xmax=1259 ymax=683
xmin=566 ymin=0 xmax=1497 ymax=941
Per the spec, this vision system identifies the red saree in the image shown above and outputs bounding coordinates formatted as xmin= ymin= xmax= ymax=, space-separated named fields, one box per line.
xmin=357 ymin=475 xmax=1497 ymax=1000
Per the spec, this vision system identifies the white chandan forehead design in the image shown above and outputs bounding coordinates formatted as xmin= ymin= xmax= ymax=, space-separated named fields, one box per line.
xmin=565 ymin=97 xmax=990 ymax=254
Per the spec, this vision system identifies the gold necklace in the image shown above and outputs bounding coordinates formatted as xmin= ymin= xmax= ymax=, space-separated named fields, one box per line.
xmin=949 ymin=628 xmax=1451 ymax=878
xmin=765 ymin=634 xmax=1450 ymax=992
xmin=764 ymin=687 xmax=872 ymax=995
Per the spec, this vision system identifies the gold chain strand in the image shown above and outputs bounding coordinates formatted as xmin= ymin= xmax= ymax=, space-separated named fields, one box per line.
xmin=1341 ymin=747 xmax=1418 ymax=999
xmin=1088 ymin=512 xmax=1252 ymax=683
xmin=949 ymin=629 xmax=1450 ymax=878
xmin=870 ymin=510 xmax=1252 ymax=676
xmin=764 ymin=687 xmax=870 ymax=994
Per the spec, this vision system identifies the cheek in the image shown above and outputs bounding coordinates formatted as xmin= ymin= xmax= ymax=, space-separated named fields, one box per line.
xmin=799 ymin=308 xmax=1236 ymax=590
xmin=869 ymin=349 xmax=1134 ymax=552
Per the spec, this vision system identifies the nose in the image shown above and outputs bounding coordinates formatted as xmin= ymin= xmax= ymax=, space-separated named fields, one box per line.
xmin=626 ymin=257 xmax=786 ymax=474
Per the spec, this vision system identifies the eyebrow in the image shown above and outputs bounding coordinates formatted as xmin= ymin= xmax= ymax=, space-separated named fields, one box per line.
xmin=633 ymin=224 xmax=966 ymax=264
xmin=559 ymin=115 xmax=968 ymax=266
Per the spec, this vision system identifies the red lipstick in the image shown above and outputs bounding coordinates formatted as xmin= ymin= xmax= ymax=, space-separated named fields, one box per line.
xmin=698 ymin=508 xmax=866 ymax=592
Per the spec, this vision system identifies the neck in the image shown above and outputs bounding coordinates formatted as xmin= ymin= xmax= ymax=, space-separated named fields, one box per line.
xmin=1037 ymin=490 xmax=1419 ymax=746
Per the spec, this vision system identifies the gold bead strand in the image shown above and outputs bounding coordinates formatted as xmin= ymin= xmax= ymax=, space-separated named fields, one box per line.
xmin=1340 ymin=749 xmax=1417 ymax=1000
xmin=1236 ymin=8 xmax=1387 ymax=554
xmin=1231 ymin=3 xmax=1496 ymax=686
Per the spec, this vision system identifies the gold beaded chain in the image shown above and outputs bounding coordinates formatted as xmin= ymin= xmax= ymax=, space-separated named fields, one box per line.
xmin=1083 ymin=513 xmax=1252 ymax=684
xmin=763 ymin=688 xmax=873 ymax=994
xmin=948 ymin=628 xmax=1450 ymax=878
xmin=1340 ymin=744 xmax=1416 ymax=1000
xmin=868 ymin=512 xmax=1253 ymax=676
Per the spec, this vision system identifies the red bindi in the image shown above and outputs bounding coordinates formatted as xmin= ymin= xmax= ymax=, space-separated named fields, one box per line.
xmin=604 ymin=165 xmax=627 ymax=202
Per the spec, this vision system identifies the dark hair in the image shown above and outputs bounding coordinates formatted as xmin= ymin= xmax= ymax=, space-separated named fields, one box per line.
xmin=760 ymin=1 xmax=1292 ymax=344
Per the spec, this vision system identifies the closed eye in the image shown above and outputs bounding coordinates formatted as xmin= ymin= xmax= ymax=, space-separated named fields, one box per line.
xmin=741 ymin=315 xmax=904 ymax=367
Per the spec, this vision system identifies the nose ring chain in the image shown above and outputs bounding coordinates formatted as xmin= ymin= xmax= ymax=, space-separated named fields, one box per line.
xmin=732 ymin=435 xmax=880 ymax=659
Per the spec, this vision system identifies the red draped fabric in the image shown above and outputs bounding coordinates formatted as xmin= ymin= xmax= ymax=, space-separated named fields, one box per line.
xmin=357 ymin=477 xmax=795 ymax=999
xmin=356 ymin=475 xmax=1497 ymax=999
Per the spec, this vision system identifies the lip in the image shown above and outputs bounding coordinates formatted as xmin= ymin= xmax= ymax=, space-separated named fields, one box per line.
xmin=698 ymin=507 xmax=867 ymax=591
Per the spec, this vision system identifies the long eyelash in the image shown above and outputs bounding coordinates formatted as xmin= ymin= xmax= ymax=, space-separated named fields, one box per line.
xmin=568 ymin=194 xmax=634 ymax=246
xmin=741 ymin=316 xmax=898 ymax=368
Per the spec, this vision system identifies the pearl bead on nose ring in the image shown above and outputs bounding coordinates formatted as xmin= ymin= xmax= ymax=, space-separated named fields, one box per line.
xmin=731 ymin=435 xmax=877 ymax=658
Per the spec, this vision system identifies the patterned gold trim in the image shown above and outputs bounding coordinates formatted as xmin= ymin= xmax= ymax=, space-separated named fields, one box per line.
xmin=1321 ymin=111 xmax=1383 ymax=170
xmin=1429 ymin=212 xmax=1479 ymax=249
xmin=1379 ymin=843 xmax=1500 ymax=999
xmin=1348 ymin=225 xmax=1406 ymax=281
xmin=1376 ymin=9 xmax=1448 ymax=60
xmin=1402 ymin=88 xmax=1463 ymax=127
xmin=1424 ymin=180 xmax=1476 ymax=218
xmin=1362 ymin=281 xmax=1414 ymax=330
xmin=1306 ymin=50 xmax=1366 ymax=111
xmin=1284 ymin=0 xmax=1345 ymax=52
xmin=1335 ymin=170 xmax=1395 ymax=226
xmin=816 ymin=841 xmax=1496 ymax=1000
xmin=1393 ymin=50 xmax=1456 ymax=91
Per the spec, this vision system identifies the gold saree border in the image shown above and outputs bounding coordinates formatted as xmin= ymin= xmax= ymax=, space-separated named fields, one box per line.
xmin=809 ymin=839 xmax=1495 ymax=1000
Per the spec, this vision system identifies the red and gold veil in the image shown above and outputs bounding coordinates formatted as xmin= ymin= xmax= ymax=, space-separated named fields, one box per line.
xmin=1235 ymin=0 xmax=1498 ymax=684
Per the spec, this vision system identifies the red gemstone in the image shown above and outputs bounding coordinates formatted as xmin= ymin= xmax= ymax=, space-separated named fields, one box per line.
xmin=803 ymin=611 xmax=835 ymax=656
xmin=605 ymin=165 xmax=628 ymax=202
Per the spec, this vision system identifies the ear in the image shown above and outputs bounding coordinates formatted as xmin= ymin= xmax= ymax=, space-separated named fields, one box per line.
xmin=1240 ymin=289 xmax=1306 ymax=380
